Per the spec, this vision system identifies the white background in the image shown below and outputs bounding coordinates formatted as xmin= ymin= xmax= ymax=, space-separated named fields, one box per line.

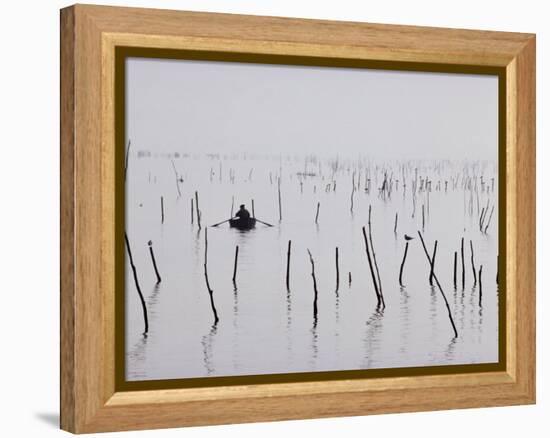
xmin=0 ymin=0 xmax=546 ymax=436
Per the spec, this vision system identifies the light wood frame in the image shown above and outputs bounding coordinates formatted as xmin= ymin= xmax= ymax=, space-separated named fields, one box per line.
xmin=60 ymin=4 xmax=536 ymax=433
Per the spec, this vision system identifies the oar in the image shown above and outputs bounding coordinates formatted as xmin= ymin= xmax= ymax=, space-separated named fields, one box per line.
xmin=211 ymin=218 xmax=232 ymax=227
xmin=256 ymin=218 xmax=274 ymax=227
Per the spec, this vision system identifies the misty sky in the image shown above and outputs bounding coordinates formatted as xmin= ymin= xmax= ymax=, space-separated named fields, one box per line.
xmin=126 ymin=57 xmax=498 ymax=161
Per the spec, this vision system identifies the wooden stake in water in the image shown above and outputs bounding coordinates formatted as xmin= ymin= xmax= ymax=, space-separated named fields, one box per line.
xmin=232 ymin=245 xmax=239 ymax=283
xmin=160 ymin=196 xmax=164 ymax=224
xmin=348 ymin=271 xmax=352 ymax=286
xmin=461 ymin=237 xmax=465 ymax=290
xmin=368 ymin=206 xmax=385 ymax=307
xmin=170 ymin=159 xmax=182 ymax=198
xmin=394 ymin=212 xmax=398 ymax=234
xmin=480 ymin=198 xmax=490 ymax=230
xmin=470 ymin=240 xmax=477 ymax=286
xmin=190 ymin=198 xmax=194 ymax=224
xmin=307 ymin=249 xmax=319 ymax=324
xmin=286 ymin=240 xmax=292 ymax=290
xmin=124 ymin=233 xmax=148 ymax=334
xmin=203 ymin=228 xmax=219 ymax=324
xmin=335 ymin=247 xmax=340 ymax=292
xmin=195 ymin=191 xmax=201 ymax=230
xmin=429 ymin=240 xmax=438 ymax=286
xmin=417 ymin=231 xmax=458 ymax=338
xmin=251 ymin=199 xmax=255 ymax=218
xmin=362 ymin=226 xmax=382 ymax=308
xmin=399 ymin=241 xmax=409 ymax=287
xmin=479 ymin=207 xmax=486 ymax=231
xmin=148 ymin=240 xmax=161 ymax=283
xmin=315 ymin=202 xmax=320 ymax=224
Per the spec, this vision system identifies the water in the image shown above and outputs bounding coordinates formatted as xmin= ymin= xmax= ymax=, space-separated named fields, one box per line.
xmin=125 ymin=153 xmax=499 ymax=381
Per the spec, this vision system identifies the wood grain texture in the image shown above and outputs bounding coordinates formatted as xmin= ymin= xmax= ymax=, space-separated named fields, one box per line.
xmin=60 ymin=6 xmax=75 ymax=433
xmin=511 ymin=37 xmax=536 ymax=398
xmin=81 ymin=4 xmax=531 ymax=66
xmin=60 ymin=4 xmax=536 ymax=433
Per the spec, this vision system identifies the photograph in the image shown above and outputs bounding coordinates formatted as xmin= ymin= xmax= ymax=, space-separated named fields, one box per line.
xmin=123 ymin=56 xmax=500 ymax=382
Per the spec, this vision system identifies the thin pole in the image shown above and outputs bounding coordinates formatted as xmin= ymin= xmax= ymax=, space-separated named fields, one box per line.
xmin=170 ymin=159 xmax=182 ymax=198
xmin=335 ymin=247 xmax=340 ymax=291
xmin=480 ymin=199 xmax=490 ymax=230
xmin=399 ymin=241 xmax=409 ymax=287
xmin=232 ymin=245 xmax=239 ymax=283
xmin=362 ymin=226 xmax=381 ymax=307
xmin=479 ymin=207 xmax=486 ymax=231
xmin=315 ymin=202 xmax=320 ymax=224
xmin=461 ymin=237 xmax=465 ymax=290
xmin=148 ymin=240 xmax=161 ymax=283
xmin=394 ymin=212 xmax=398 ymax=234
xmin=429 ymin=240 xmax=438 ymax=286
xmin=307 ymin=249 xmax=319 ymax=324
xmin=368 ymin=206 xmax=384 ymax=307
xmin=286 ymin=240 xmax=291 ymax=290
xmin=195 ymin=191 xmax=201 ymax=230
xmin=417 ymin=231 xmax=458 ymax=338
xmin=203 ymin=228 xmax=219 ymax=324
xmin=470 ymin=240 xmax=477 ymax=286
xmin=124 ymin=233 xmax=148 ymax=334
xmin=251 ymin=199 xmax=255 ymax=218
xmin=191 ymin=198 xmax=194 ymax=224
xmin=160 ymin=196 xmax=164 ymax=224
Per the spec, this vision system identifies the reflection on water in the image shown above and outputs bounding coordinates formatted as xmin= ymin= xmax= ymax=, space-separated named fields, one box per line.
xmin=361 ymin=308 xmax=385 ymax=369
xmin=398 ymin=286 xmax=410 ymax=356
xmin=125 ymin=154 xmax=499 ymax=381
xmin=445 ymin=337 xmax=458 ymax=362
xmin=201 ymin=324 xmax=218 ymax=376
xmin=309 ymin=324 xmax=319 ymax=370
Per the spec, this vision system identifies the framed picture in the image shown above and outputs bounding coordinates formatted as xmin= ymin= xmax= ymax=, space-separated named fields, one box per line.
xmin=60 ymin=4 xmax=536 ymax=434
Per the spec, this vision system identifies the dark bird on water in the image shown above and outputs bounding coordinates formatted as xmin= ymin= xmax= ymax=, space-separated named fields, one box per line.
xmin=404 ymin=234 xmax=415 ymax=241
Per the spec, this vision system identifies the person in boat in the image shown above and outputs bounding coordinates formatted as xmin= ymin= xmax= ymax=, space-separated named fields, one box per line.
xmin=235 ymin=204 xmax=251 ymax=220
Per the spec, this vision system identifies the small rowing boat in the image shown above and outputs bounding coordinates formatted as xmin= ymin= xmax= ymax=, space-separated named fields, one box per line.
xmin=229 ymin=217 xmax=256 ymax=230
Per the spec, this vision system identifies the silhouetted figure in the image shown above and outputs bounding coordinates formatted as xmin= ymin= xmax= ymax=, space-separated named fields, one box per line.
xmin=235 ymin=204 xmax=250 ymax=220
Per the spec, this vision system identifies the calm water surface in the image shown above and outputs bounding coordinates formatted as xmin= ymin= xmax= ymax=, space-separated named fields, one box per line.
xmin=125 ymin=154 xmax=499 ymax=380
